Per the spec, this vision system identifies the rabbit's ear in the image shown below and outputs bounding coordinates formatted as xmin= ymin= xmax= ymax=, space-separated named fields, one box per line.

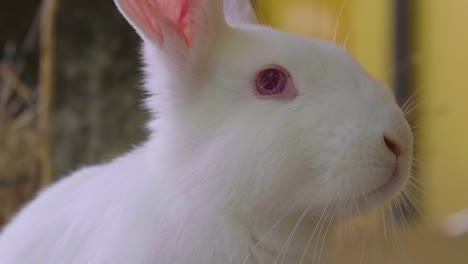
xmin=115 ymin=0 xmax=228 ymax=63
xmin=224 ymin=0 xmax=260 ymax=26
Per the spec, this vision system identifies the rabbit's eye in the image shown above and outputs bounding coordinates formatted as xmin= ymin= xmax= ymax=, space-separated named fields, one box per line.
xmin=255 ymin=66 xmax=297 ymax=99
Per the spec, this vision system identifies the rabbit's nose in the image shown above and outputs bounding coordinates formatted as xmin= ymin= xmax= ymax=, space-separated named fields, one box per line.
xmin=383 ymin=135 xmax=401 ymax=158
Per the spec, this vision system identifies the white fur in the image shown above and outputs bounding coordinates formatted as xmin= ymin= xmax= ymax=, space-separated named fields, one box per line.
xmin=0 ymin=0 xmax=413 ymax=263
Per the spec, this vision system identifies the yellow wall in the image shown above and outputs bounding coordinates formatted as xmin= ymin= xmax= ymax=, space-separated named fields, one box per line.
xmin=346 ymin=0 xmax=393 ymax=85
xmin=256 ymin=0 xmax=393 ymax=85
xmin=417 ymin=0 xmax=468 ymax=225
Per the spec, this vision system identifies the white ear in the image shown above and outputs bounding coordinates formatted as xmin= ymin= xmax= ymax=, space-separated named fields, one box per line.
xmin=114 ymin=0 xmax=228 ymax=66
xmin=224 ymin=0 xmax=260 ymax=26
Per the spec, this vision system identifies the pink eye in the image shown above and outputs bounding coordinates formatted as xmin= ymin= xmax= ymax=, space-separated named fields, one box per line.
xmin=255 ymin=66 xmax=297 ymax=99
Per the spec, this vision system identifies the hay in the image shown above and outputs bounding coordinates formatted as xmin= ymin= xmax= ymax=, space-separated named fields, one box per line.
xmin=0 ymin=0 xmax=59 ymax=226
xmin=0 ymin=62 xmax=39 ymax=225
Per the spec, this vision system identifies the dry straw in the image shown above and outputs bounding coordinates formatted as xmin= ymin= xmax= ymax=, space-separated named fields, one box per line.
xmin=0 ymin=0 xmax=59 ymax=226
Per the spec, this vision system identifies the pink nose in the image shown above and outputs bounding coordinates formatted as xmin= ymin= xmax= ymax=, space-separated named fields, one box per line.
xmin=384 ymin=136 xmax=401 ymax=157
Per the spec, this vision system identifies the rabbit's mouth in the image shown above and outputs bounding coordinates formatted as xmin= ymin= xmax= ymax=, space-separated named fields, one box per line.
xmin=358 ymin=163 xmax=407 ymax=211
xmin=366 ymin=165 xmax=403 ymax=201
xmin=338 ymin=163 xmax=408 ymax=216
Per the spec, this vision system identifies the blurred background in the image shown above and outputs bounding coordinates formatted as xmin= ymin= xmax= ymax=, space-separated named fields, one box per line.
xmin=1 ymin=0 xmax=468 ymax=263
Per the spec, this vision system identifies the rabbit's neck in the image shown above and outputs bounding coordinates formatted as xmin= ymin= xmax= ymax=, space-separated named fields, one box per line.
xmin=154 ymin=197 xmax=331 ymax=263
xmin=244 ymin=212 xmax=332 ymax=263
xmin=145 ymin=134 xmax=332 ymax=263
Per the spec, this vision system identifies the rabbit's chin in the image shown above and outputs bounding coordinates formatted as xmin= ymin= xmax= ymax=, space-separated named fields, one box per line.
xmin=335 ymin=163 xmax=409 ymax=217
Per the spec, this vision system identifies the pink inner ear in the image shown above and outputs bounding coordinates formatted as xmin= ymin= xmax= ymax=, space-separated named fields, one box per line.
xmin=160 ymin=0 xmax=193 ymax=44
xmin=121 ymin=0 xmax=195 ymax=46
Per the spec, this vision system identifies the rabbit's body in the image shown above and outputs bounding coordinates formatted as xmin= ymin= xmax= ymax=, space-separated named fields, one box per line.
xmin=0 ymin=143 xmax=322 ymax=264
xmin=0 ymin=0 xmax=413 ymax=263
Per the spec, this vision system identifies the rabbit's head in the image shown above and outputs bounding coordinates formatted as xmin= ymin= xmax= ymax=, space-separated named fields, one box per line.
xmin=115 ymin=0 xmax=413 ymax=216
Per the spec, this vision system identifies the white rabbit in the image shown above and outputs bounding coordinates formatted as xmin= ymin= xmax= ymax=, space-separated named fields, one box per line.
xmin=0 ymin=0 xmax=413 ymax=263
